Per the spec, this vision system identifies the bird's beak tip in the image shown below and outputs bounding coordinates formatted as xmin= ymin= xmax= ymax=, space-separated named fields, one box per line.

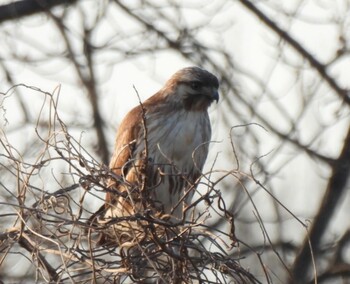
xmin=214 ymin=91 xmax=219 ymax=103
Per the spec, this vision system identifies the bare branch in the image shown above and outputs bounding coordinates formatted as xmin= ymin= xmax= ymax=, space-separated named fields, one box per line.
xmin=292 ymin=125 xmax=350 ymax=282
xmin=237 ymin=0 xmax=350 ymax=105
xmin=0 ymin=0 xmax=78 ymax=23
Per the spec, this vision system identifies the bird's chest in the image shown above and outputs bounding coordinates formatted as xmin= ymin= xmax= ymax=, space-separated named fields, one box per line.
xmin=136 ymin=110 xmax=211 ymax=170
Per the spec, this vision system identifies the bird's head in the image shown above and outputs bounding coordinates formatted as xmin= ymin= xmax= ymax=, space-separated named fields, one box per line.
xmin=163 ymin=67 xmax=219 ymax=111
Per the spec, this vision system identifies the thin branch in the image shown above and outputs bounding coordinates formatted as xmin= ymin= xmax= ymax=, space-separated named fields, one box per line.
xmin=237 ymin=0 xmax=350 ymax=105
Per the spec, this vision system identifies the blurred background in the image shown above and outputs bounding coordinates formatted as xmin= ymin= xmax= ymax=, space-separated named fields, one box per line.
xmin=0 ymin=0 xmax=349 ymax=283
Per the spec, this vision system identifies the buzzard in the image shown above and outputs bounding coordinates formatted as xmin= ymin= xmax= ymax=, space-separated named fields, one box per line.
xmin=91 ymin=66 xmax=219 ymax=245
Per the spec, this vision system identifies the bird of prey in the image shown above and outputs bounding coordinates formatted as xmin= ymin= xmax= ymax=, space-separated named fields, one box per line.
xmin=90 ymin=66 xmax=219 ymax=246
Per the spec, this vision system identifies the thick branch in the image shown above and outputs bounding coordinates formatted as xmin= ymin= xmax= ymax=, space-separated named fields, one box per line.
xmin=0 ymin=0 xmax=77 ymax=23
xmin=291 ymin=125 xmax=350 ymax=282
xmin=237 ymin=0 xmax=350 ymax=105
xmin=17 ymin=231 xmax=59 ymax=281
xmin=84 ymin=29 xmax=109 ymax=164
xmin=49 ymin=13 xmax=109 ymax=164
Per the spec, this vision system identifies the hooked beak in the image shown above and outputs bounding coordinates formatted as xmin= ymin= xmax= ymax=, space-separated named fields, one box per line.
xmin=212 ymin=90 xmax=219 ymax=103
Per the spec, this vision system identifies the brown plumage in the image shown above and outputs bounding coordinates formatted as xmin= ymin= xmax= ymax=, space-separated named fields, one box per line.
xmin=90 ymin=66 xmax=219 ymax=246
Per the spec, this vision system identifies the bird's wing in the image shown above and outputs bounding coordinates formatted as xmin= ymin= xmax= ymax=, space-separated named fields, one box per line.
xmin=86 ymin=106 xmax=142 ymax=224
xmin=106 ymin=105 xmax=143 ymax=202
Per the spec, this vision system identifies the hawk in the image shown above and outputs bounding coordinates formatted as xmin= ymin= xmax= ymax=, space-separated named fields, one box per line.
xmin=91 ymin=66 xmax=219 ymax=245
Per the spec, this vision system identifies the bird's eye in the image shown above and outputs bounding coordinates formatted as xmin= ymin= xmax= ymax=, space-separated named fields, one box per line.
xmin=190 ymin=81 xmax=201 ymax=90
